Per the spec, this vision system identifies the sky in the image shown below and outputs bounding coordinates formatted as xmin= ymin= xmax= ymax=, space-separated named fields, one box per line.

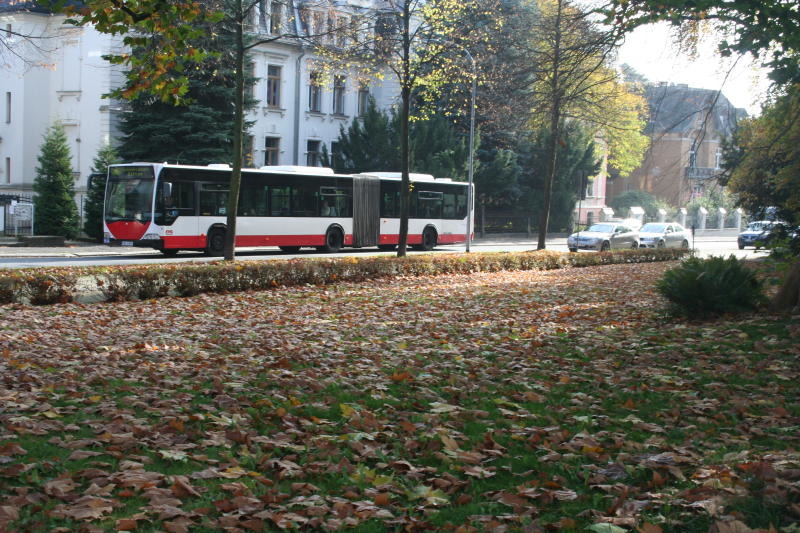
xmin=616 ymin=22 xmax=771 ymax=116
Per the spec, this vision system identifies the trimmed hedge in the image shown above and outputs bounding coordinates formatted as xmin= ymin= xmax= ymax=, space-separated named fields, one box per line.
xmin=0 ymin=248 xmax=689 ymax=306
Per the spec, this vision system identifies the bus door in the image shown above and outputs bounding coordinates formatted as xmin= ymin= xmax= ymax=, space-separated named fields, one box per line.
xmin=156 ymin=180 xmax=198 ymax=246
xmin=352 ymin=175 xmax=380 ymax=247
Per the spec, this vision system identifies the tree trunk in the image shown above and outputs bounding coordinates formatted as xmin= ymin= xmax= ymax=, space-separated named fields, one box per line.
xmin=537 ymin=0 xmax=563 ymax=251
xmin=770 ymin=259 xmax=800 ymax=312
xmin=224 ymin=0 xmax=246 ymax=262
xmin=397 ymin=3 xmax=412 ymax=258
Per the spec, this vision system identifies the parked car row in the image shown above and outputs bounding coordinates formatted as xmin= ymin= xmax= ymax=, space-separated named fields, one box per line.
xmin=567 ymin=221 xmax=690 ymax=252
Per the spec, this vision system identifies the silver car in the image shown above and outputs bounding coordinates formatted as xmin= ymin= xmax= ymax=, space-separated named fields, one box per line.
xmin=567 ymin=223 xmax=639 ymax=252
xmin=638 ymin=222 xmax=691 ymax=249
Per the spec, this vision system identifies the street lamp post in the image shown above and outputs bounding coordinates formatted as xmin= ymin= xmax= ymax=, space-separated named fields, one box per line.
xmin=430 ymin=41 xmax=477 ymax=252
xmin=453 ymin=45 xmax=477 ymax=252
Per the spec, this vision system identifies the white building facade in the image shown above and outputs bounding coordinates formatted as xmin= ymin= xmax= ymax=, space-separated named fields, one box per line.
xmin=0 ymin=0 xmax=399 ymax=202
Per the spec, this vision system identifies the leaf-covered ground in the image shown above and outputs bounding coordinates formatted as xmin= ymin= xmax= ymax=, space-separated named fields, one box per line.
xmin=0 ymin=261 xmax=798 ymax=532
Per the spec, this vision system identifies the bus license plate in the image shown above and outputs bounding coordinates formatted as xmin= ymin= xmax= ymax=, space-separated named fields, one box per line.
xmin=121 ymin=241 xmax=133 ymax=246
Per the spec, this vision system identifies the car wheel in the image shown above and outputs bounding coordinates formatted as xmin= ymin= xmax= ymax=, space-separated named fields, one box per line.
xmin=600 ymin=241 xmax=610 ymax=252
xmin=205 ymin=228 xmax=226 ymax=257
xmin=738 ymin=243 xmax=745 ymax=250
xmin=317 ymin=227 xmax=343 ymax=253
xmin=279 ymin=246 xmax=301 ymax=253
xmin=631 ymin=241 xmax=639 ymax=249
xmin=682 ymin=240 xmax=690 ymax=249
xmin=569 ymin=247 xmax=577 ymax=253
xmin=656 ymin=240 xmax=665 ymax=248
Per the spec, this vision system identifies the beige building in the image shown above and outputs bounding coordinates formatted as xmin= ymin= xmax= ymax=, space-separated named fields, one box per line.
xmin=607 ymin=83 xmax=747 ymax=206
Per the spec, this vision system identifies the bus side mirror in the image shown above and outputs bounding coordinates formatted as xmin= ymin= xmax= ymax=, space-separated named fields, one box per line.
xmin=162 ymin=182 xmax=173 ymax=200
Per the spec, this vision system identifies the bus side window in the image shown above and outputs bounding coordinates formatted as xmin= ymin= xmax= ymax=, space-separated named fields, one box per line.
xmin=269 ymin=186 xmax=291 ymax=216
xmin=200 ymin=183 xmax=229 ymax=216
xmin=417 ymin=191 xmax=443 ymax=219
xmin=291 ymin=185 xmax=317 ymax=217
xmin=456 ymin=191 xmax=467 ymax=219
xmin=239 ymin=182 xmax=268 ymax=216
xmin=443 ymin=193 xmax=456 ymax=219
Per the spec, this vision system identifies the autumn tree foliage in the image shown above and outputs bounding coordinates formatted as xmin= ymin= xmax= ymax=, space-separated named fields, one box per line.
xmin=33 ymin=123 xmax=80 ymax=239
xmin=722 ymin=85 xmax=800 ymax=310
xmin=526 ymin=0 xmax=648 ymax=249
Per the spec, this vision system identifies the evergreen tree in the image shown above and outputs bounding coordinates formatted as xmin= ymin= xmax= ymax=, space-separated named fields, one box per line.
xmin=83 ymin=145 xmax=120 ymax=241
xmin=330 ymin=99 xmax=400 ymax=173
xmin=518 ymin=122 xmax=600 ymax=232
xmin=116 ymin=12 xmax=256 ymax=165
xmin=33 ymin=123 xmax=80 ymax=238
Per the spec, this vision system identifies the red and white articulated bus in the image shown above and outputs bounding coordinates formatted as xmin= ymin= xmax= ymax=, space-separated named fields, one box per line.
xmin=103 ymin=163 xmax=473 ymax=256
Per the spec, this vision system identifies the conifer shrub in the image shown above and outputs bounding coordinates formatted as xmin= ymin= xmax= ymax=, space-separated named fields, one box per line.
xmin=657 ymin=255 xmax=766 ymax=317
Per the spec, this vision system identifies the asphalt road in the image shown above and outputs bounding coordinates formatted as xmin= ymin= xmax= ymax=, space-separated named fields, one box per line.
xmin=0 ymin=232 xmax=761 ymax=269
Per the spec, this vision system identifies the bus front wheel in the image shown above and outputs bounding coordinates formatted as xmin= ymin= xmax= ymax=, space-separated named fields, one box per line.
xmin=317 ymin=228 xmax=343 ymax=253
xmin=206 ymin=228 xmax=226 ymax=257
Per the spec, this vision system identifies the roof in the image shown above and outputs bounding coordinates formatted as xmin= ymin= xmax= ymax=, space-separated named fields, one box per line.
xmin=643 ymin=83 xmax=748 ymax=137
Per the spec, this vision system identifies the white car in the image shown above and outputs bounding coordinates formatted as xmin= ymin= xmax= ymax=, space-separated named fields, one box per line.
xmin=638 ymin=222 xmax=691 ymax=249
xmin=568 ymin=222 xmax=639 ymax=252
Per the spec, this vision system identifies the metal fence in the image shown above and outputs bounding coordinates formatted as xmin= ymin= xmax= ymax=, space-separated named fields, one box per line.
xmin=1 ymin=194 xmax=34 ymax=237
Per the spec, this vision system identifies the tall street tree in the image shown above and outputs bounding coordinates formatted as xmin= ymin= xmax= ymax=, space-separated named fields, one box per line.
xmin=47 ymin=0 xmax=330 ymax=261
xmin=33 ymin=122 xmax=80 ymax=238
xmin=310 ymin=0 xmax=491 ymax=256
xmin=526 ymin=0 xmax=647 ymax=249
xmin=721 ymin=85 xmax=800 ymax=310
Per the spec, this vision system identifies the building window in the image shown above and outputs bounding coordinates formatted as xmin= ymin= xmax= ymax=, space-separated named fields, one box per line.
xmin=313 ymin=11 xmax=325 ymax=37
xmin=335 ymin=15 xmax=348 ymax=47
xmin=357 ymin=84 xmax=369 ymax=116
xmin=714 ymin=148 xmax=722 ymax=169
xmin=330 ymin=141 xmax=341 ymax=164
xmin=265 ymin=137 xmax=280 ymax=166
xmin=267 ymin=65 xmax=281 ymax=107
xmin=5 ymin=92 xmax=9 ymax=123
xmin=332 ymin=75 xmax=346 ymax=115
xmin=307 ymin=140 xmax=321 ymax=166
xmin=309 ymin=71 xmax=322 ymax=112
xmin=269 ymin=1 xmax=282 ymax=34
xmin=245 ymin=62 xmax=256 ymax=99
xmin=585 ymin=179 xmax=594 ymax=198
xmin=5 ymin=157 xmax=10 ymax=184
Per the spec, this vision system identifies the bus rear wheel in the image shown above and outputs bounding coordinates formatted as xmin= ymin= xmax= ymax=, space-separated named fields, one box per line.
xmin=420 ymin=227 xmax=437 ymax=251
xmin=317 ymin=228 xmax=343 ymax=253
xmin=205 ymin=228 xmax=226 ymax=257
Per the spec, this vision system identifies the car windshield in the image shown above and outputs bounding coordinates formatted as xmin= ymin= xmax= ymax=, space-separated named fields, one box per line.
xmin=747 ymin=222 xmax=770 ymax=231
xmin=640 ymin=223 xmax=666 ymax=233
xmin=586 ymin=224 xmax=615 ymax=233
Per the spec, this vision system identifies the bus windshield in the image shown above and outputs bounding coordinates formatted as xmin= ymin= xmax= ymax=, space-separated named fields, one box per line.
xmin=104 ymin=166 xmax=155 ymax=223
